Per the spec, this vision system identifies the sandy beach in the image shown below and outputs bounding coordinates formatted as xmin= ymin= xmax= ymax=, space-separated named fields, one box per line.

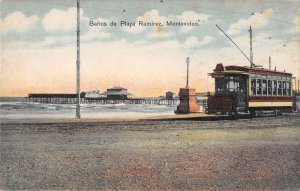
xmin=1 ymin=114 xmax=300 ymax=190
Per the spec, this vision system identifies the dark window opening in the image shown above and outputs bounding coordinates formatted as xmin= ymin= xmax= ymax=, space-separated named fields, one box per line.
xmin=262 ymin=80 xmax=267 ymax=95
xmin=287 ymin=82 xmax=291 ymax=96
xmin=272 ymin=80 xmax=277 ymax=95
xmin=256 ymin=79 xmax=262 ymax=95
xmin=278 ymin=81 xmax=282 ymax=95
xmin=251 ymin=79 xmax=256 ymax=95
xmin=283 ymin=81 xmax=287 ymax=95
xmin=215 ymin=78 xmax=225 ymax=92
xmin=268 ymin=80 xmax=272 ymax=95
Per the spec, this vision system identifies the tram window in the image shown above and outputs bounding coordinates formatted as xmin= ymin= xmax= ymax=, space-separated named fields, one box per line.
xmin=278 ymin=81 xmax=282 ymax=95
xmin=227 ymin=81 xmax=235 ymax=92
xmin=240 ymin=79 xmax=245 ymax=92
xmin=283 ymin=81 xmax=287 ymax=95
xmin=225 ymin=76 xmax=239 ymax=92
xmin=268 ymin=80 xmax=272 ymax=95
xmin=262 ymin=80 xmax=267 ymax=95
xmin=251 ymin=79 xmax=256 ymax=95
xmin=216 ymin=78 xmax=224 ymax=92
xmin=256 ymin=79 xmax=262 ymax=95
xmin=287 ymin=82 xmax=291 ymax=96
xmin=272 ymin=80 xmax=277 ymax=95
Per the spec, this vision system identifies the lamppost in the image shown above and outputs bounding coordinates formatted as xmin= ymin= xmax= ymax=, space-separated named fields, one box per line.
xmin=186 ymin=57 xmax=190 ymax=89
xmin=75 ymin=0 xmax=81 ymax=119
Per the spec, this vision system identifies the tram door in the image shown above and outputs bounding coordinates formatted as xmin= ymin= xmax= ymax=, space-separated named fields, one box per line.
xmin=224 ymin=75 xmax=248 ymax=111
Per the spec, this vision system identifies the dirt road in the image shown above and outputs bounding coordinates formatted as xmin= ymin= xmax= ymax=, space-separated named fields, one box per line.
xmin=1 ymin=114 xmax=300 ymax=190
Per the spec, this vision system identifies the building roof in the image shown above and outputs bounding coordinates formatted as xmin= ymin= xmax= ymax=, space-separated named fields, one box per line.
xmin=101 ymin=91 xmax=132 ymax=96
xmin=165 ymin=91 xmax=175 ymax=94
xmin=107 ymin=86 xmax=127 ymax=91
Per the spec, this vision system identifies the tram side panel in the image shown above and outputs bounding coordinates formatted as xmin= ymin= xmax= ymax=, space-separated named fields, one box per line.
xmin=248 ymin=96 xmax=293 ymax=111
xmin=207 ymin=95 xmax=234 ymax=114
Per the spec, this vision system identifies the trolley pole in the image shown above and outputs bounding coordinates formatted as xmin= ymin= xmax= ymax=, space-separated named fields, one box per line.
xmin=249 ymin=26 xmax=254 ymax=67
xmin=186 ymin=57 xmax=190 ymax=89
xmin=75 ymin=0 xmax=81 ymax=119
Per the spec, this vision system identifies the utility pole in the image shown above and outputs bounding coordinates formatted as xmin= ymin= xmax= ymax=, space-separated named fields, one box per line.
xmin=75 ymin=0 xmax=81 ymax=119
xmin=186 ymin=57 xmax=190 ymax=89
xmin=249 ymin=26 xmax=254 ymax=67
xmin=269 ymin=56 xmax=271 ymax=70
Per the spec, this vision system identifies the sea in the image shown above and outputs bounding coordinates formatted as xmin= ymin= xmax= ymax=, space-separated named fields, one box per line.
xmin=0 ymin=97 xmax=178 ymax=120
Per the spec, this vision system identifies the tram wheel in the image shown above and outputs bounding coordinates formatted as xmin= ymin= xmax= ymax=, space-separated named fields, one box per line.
xmin=277 ymin=110 xmax=283 ymax=116
xmin=250 ymin=110 xmax=256 ymax=118
xmin=257 ymin=110 xmax=263 ymax=117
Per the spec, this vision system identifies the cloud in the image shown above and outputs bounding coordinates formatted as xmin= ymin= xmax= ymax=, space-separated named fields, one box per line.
xmin=122 ymin=9 xmax=167 ymax=34
xmin=133 ymin=40 xmax=149 ymax=45
xmin=42 ymin=7 xmax=84 ymax=33
xmin=287 ymin=8 xmax=300 ymax=33
xmin=81 ymin=31 xmax=110 ymax=41
xmin=0 ymin=11 xmax=38 ymax=34
xmin=122 ymin=9 xmax=176 ymax=40
xmin=226 ymin=8 xmax=274 ymax=35
xmin=122 ymin=23 xmax=145 ymax=34
xmin=38 ymin=36 xmax=75 ymax=46
xmin=177 ymin=11 xmax=211 ymax=33
xmin=184 ymin=36 xmax=215 ymax=49
xmin=146 ymin=31 xmax=174 ymax=39
xmin=122 ymin=10 xmax=211 ymax=34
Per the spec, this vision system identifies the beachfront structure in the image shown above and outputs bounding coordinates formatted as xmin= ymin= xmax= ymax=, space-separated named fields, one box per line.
xmin=165 ymin=91 xmax=176 ymax=100
xmin=101 ymin=86 xmax=133 ymax=100
xmin=82 ymin=90 xmax=105 ymax=99
xmin=27 ymin=93 xmax=83 ymax=104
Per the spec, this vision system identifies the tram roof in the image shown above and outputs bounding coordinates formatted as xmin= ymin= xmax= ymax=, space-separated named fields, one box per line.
xmin=210 ymin=64 xmax=292 ymax=77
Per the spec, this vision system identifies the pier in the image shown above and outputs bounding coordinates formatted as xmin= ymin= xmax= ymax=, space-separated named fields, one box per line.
xmin=26 ymin=94 xmax=180 ymax=105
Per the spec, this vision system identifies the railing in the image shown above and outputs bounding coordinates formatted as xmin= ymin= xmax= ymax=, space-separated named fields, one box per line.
xmin=26 ymin=97 xmax=180 ymax=105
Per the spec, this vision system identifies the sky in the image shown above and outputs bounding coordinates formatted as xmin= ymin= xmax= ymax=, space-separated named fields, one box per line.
xmin=0 ymin=0 xmax=299 ymax=97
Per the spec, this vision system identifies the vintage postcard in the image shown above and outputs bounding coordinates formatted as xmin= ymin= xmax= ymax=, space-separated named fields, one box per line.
xmin=1 ymin=0 xmax=300 ymax=190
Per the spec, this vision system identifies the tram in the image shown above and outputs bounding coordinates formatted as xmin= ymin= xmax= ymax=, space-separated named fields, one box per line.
xmin=207 ymin=63 xmax=293 ymax=117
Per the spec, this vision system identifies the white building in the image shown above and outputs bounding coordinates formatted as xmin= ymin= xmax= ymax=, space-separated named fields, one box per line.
xmin=83 ymin=90 xmax=105 ymax=99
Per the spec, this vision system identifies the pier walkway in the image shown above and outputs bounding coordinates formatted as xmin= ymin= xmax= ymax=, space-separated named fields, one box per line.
xmin=27 ymin=94 xmax=180 ymax=105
